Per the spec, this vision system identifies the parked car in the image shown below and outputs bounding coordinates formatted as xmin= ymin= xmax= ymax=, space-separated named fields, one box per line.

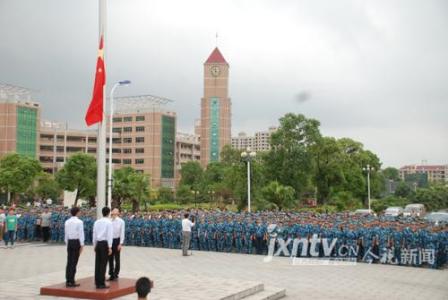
xmin=424 ymin=212 xmax=448 ymax=226
xmin=403 ymin=204 xmax=426 ymax=217
xmin=384 ymin=207 xmax=403 ymax=217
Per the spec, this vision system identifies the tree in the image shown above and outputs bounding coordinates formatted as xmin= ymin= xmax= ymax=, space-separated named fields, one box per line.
xmin=220 ymin=145 xmax=241 ymax=165
xmin=261 ymin=181 xmax=296 ymax=210
xmin=112 ymin=167 xmax=135 ymax=209
xmin=414 ymin=184 xmax=448 ymax=212
xmin=55 ymin=153 xmax=96 ymax=207
xmin=34 ymin=173 xmax=62 ymax=202
xmin=394 ymin=182 xmax=413 ymax=198
xmin=112 ymin=167 xmax=150 ymax=211
xmin=158 ymin=187 xmax=174 ymax=203
xmin=264 ymin=113 xmax=321 ymax=197
xmin=128 ymin=171 xmax=150 ymax=212
xmin=176 ymin=185 xmax=194 ymax=204
xmin=329 ymin=191 xmax=362 ymax=212
xmin=179 ymin=161 xmax=203 ymax=191
xmin=382 ymin=167 xmax=400 ymax=181
xmin=0 ymin=153 xmax=42 ymax=204
xmin=334 ymin=138 xmax=383 ymax=203
xmin=310 ymin=137 xmax=344 ymax=204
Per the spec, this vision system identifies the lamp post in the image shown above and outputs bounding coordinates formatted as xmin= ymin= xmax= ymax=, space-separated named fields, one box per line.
xmin=191 ymin=190 xmax=199 ymax=208
xmin=241 ymin=147 xmax=256 ymax=213
xmin=107 ymin=80 xmax=131 ymax=208
xmin=363 ymin=164 xmax=374 ymax=212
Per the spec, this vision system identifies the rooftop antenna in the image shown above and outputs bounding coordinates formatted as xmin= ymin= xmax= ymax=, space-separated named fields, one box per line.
xmin=215 ymin=32 xmax=219 ymax=47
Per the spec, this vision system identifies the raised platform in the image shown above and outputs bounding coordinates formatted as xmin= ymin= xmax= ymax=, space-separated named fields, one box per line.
xmin=40 ymin=277 xmax=136 ymax=300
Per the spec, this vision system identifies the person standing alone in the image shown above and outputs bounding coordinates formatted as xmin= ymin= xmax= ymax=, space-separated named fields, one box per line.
xmin=41 ymin=208 xmax=52 ymax=242
xmin=4 ymin=208 xmax=17 ymax=248
xmin=181 ymin=213 xmax=195 ymax=256
xmin=64 ymin=207 xmax=84 ymax=287
xmin=93 ymin=207 xmax=113 ymax=289
xmin=108 ymin=208 xmax=125 ymax=281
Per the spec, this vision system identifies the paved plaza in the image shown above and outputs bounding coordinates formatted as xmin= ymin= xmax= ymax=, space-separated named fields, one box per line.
xmin=0 ymin=243 xmax=447 ymax=300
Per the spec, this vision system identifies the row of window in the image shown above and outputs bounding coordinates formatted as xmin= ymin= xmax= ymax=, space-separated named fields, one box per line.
xmin=107 ymin=137 xmax=145 ymax=144
xmin=113 ymin=116 xmax=145 ymax=122
xmin=122 ymin=159 xmax=145 ymax=164
xmin=105 ymin=159 xmax=145 ymax=164
xmin=112 ymin=126 xmax=145 ymax=133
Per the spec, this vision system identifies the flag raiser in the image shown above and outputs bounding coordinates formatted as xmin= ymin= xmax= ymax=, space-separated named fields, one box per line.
xmin=85 ymin=36 xmax=106 ymax=126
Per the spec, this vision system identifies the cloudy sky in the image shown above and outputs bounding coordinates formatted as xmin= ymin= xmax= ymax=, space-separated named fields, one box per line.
xmin=1 ymin=0 xmax=447 ymax=167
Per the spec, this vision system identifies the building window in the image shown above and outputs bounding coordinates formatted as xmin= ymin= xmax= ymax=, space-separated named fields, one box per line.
xmin=113 ymin=117 xmax=122 ymax=122
xmin=112 ymin=148 xmax=121 ymax=153
xmin=123 ymin=159 xmax=132 ymax=164
xmin=135 ymin=159 xmax=144 ymax=164
xmin=136 ymin=116 xmax=145 ymax=121
xmin=40 ymin=145 xmax=53 ymax=151
xmin=136 ymin=169 xmax=144 ymax=173
xmin=112 ymin=138 xmax=121 ymax=144
xmin=123 ymin=127 xmax=132 ymax=132
xmin=123 ymin=148 xmax=132 ymax=154
xmin=112 ymin=127 xmax=122 ymax=133
xmin=123 ymin=116 xmax=132 ymax=122
xmin=123 ymin=138 xmax=132 ymax=143
xmin=136 ymin=137 xmax=145 ymax=143
xmin=135 ymin=148 xmax=144 ymax=153
xmin=136 ymin=126 xmax=145 ymax=132
xmin=112 ymin=159 xmax=121 ymax=164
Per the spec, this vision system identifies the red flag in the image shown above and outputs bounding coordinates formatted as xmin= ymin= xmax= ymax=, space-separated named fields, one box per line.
xmin=85 ymin=36 xmax=106 ymax=126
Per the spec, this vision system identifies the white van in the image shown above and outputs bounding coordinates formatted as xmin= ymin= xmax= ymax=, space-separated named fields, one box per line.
xmin=384 ymin=207 xmax=403 ymax=217
xmin=403 ymin=204 xmax=426 ymax=217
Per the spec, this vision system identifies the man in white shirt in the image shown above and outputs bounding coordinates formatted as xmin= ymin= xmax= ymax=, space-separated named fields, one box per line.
xmin=93 ymin=207 xmax=113 ymax=289
xmin=108 ymin=208 xmax=125 ymax=281
xmin=181 ymin=213 xmax=195 ymax=256
xmin=64 ymin=207 xmax=85 ymax=287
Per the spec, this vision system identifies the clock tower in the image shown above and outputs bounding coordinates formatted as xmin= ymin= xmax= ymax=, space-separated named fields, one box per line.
xmin=200 ymin=47 xmax=231 ymax=167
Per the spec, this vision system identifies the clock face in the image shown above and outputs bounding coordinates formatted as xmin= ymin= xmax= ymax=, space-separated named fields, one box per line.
xmin=210 ymin=65 xmax=220 ymax=77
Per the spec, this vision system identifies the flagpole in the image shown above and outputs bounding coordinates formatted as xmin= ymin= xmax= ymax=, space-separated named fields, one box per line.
xmin=96 ymin=0 xmax=107 ymax=219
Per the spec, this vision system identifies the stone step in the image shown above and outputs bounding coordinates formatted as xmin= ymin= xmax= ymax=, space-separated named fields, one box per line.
xmin=220 ymin=283 xmax=265 ymax=300
xmin=241 ymin=286 xmax=286 ymax=300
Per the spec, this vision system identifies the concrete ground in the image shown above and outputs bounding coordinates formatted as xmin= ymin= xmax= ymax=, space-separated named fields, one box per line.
xmin=0 ymin=243 xmax=447 ymax=300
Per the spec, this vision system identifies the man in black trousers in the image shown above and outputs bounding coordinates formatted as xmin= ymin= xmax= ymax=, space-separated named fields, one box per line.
xmin=108 ymin=208 xmax=125 ymax=281
xmin=64 ymin=207 xmax=84 ymax=287
xmin=93 ymin=207 xmax=113 ymax=289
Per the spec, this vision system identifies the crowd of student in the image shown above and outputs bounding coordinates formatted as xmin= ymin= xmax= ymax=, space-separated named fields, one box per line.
xmin=2 ymin=206 xmax=447 ymax=268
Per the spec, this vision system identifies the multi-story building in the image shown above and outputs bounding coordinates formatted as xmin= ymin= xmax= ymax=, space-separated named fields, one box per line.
xmin=39 ymin=120 xmax=98 ymax=173
xmin=0 ymin=84 xmax=41 ymax=158
xmin=399 ymin=164 xmax=448 ymax=182
xmin=175 ymin=132 xmax=200 ymax=167
xmin=0 ymin=85 xmax=178 ymax=188
xmin=231 ymin=127 xmax=277 ymax=152
xmin=200 ymin=47 xmax=231 ymax=167
xmin=109 ymin=96 xmax=177 ymax=188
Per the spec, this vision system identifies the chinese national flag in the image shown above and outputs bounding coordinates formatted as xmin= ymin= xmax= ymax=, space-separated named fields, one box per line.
xmin=85 ymin=36 xmax=106 ymax=126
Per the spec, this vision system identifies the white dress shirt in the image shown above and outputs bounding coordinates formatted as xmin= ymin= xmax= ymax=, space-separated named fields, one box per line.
xmin=182 ymin=218 xmax=195 ymax=232
xmin=93 ymin=217 xmax=113 ymax=248
xmin=64 ymin=216 xmax=85 ymax=246
xmin=111 ymin=217 xmax=125 ymax=245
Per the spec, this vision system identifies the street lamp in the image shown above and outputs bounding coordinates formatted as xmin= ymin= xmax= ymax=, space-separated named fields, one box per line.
xmin=107 ymin=80 xmax=131 ymax=208
xmin=363 ymin=164 xmax=374 ymax=212
xmin=241 ymin=147 xmax=256 ymax=213
xmin=191 ymin=190 xmax=199 ymax=208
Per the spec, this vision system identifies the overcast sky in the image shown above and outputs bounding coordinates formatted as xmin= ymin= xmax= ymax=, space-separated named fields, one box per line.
xmin=1 ymin=0 xmax=447 ymax=167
